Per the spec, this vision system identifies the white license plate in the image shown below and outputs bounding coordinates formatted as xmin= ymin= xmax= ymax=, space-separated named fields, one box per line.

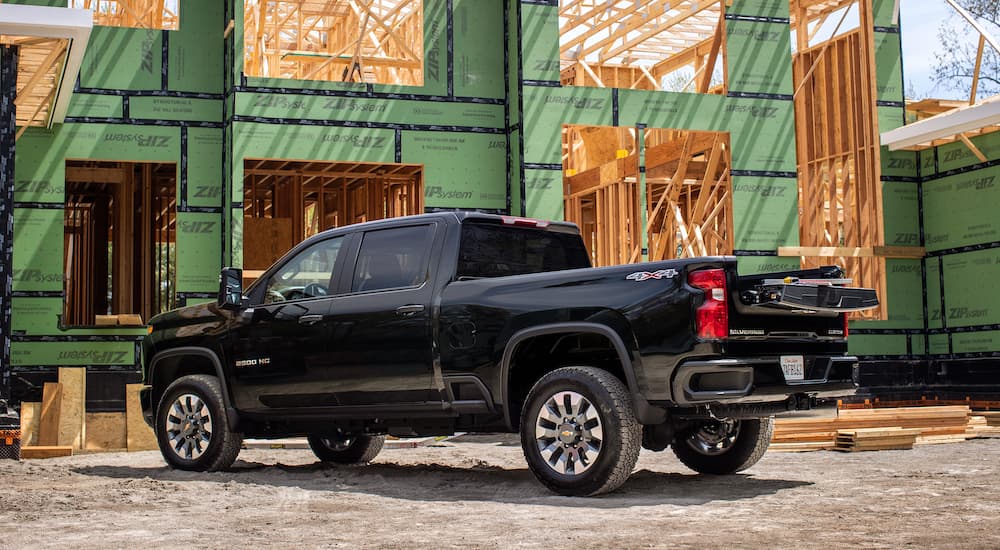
xmin=780 ymin=355 xmax=805 ymax=381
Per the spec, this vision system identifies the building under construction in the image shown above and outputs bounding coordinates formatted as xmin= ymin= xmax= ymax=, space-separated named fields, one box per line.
xmin=1 ymin=0 xmax=999 ymax=424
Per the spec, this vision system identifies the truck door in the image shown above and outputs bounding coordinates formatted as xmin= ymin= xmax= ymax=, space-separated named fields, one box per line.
xmin=228 ymin=234 xmax=349 ymax=411
xmin=323 ymin=222 xmax=442 ymax=407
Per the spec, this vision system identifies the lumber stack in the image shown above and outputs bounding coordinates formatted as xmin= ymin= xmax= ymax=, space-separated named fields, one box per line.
xmin=834 ymin=428 xmax=920 ymax=452
xmin=771 ymin=406 xmax=975 ymax=452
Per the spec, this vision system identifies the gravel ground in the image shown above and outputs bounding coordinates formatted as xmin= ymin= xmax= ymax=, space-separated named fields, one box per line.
xmin=2 ymin=435 xmax=999 ymax=549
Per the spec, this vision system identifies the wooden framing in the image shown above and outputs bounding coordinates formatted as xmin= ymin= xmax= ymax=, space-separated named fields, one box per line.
xmin=563 ymin=126 xmax=732 ymax=266
xmin=243 ymin=0 xmax=423 ymax=85
xmin=243 ymin=159 xmax=424 ymax=270
xmin=64 ymin=161 xmax=177 ymax=326
xmin=0 ymin=35 xmax=68 ymax=137
xmin=559 ymin=0 xmax=727 ymax=93
xmin=791 ymin=0 xmax=887 ymax=319
xmin=70 ymin=0 xmax=178 ymax=30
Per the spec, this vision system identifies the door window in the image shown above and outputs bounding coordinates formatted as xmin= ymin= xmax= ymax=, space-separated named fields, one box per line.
xmin=352 ymin=225 xmax=434 ymax=292
xmin=264 ymin=236 xmax=344 ymax=304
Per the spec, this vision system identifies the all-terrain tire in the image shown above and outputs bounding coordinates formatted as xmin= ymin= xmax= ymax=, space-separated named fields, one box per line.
xmin=307 ymin=434 xmax=386 ymax=464
xmin=520 ymin=366 xmax=642 ymax=496
xmin=672 ymin=417 xmax=773 ymax=475
xmin=155 ymin=374 xmax=243 ymax=472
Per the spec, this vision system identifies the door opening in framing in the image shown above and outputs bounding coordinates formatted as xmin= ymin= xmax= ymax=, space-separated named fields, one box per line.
xmin=562 ymin=125 xmax=732 ymax=267
xmin=63 ymin=161 xmax=177 ymax=326
xmin=242 ymin=159 xmax=424 ymax=273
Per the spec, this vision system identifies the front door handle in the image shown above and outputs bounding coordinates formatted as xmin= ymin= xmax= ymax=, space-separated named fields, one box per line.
xmin=396 ymin=304 xmax=425 ymax=316
xmin=298 ymin=314 xmax=324 ymax=326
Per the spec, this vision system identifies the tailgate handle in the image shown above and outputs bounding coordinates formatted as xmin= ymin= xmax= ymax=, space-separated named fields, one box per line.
xmin=396 ymin=304 xmax=425 ymax=316
xmin=298 ymin=314 xmax=324 ymax=326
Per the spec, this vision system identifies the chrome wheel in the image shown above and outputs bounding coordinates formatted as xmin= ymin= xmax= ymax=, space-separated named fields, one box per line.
xmin=165 ymin=393 xmax=213 ymax=460
xmin=685 ymin=420 xmax=740 ymax=456
xmin=534 ymin=390 xmax=603 ymax=475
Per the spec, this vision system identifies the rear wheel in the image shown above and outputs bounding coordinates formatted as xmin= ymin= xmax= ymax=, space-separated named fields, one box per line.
xmin=155 ymin=374 xmax=242 ymax=472
xmin=672 ymin=417 xmax=773 ymax=475
xmin=307 ymin=432 xmax=386 ymax=464
xmin=520 ymin=366 xmax=641 ymax=496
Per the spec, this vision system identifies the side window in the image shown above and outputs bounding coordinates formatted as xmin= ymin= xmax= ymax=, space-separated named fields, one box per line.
xmin=264 ymin=236 xmax=344 ymax=304
xmin=352 ymin=225 xmax=434 ymax=293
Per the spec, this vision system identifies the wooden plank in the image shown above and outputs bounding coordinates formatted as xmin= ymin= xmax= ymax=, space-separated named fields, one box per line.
xmin=57 ymin=367 xmax=86 ymax=451
xmin=20 ymin=446 xmax=74 ymax=459
xmin=126 ymin=384 xmax=158 ymax=452
xmin=777 ymin=246 xmax=925 ymax=259
xmin=38 ymin=382 xmax=62 ymax=446
xmin=19 ymin=402 xmax=40 ymax=448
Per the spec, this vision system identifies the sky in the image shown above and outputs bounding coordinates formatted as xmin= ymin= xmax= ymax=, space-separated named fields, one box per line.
xmin=899 ymin=0 xmax=981 ymax=100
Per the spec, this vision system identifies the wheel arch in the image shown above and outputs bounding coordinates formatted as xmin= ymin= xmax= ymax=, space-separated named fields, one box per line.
xmin=499 ymin=322 xmax=641 ymax=430
xmin=148 ymin=347 xmax=239 ymax=426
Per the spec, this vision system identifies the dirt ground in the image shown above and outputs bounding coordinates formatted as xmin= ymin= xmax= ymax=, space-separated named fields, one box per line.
xmin=2 ymin=435 xmax=1000 ymax=549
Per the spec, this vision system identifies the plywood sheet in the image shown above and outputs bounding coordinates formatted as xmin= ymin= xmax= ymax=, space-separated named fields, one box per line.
xmin=39 ymin=382 xmax=62 ymax=446
xmin=57 ymin=367 xmax=86 ymax=450
xmin=85 ymin=413 xmax=127 ymax=451
xmin=19 ymin=402 xmax=40 ymax=448
xmin=243 ymin=217 xmax=294 ymax=270
xmin=126 ymin=384 xmax=158 ymax=452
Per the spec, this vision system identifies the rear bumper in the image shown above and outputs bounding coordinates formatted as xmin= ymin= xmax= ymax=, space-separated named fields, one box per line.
xmin=670 ymin=355 xmax=859 ymax=406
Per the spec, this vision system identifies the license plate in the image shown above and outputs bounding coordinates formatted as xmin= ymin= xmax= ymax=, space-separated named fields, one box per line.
xmin=781 ymin=355 xmax=805 ymax=381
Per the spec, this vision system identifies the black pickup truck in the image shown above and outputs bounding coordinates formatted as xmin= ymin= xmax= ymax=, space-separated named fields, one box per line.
xmin=141 ymin=212 xmax=876 ymax=495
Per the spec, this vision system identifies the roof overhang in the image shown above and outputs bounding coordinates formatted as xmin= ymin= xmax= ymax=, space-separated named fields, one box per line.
xmin=0 ymin=3 xmax=92 ymax=133
xmin=881 ymin=95 xmax=1000 ymax=151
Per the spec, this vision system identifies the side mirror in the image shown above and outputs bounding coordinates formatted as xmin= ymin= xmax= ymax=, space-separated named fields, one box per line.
xmin=218 ymin=267 xmax=245 ymax=310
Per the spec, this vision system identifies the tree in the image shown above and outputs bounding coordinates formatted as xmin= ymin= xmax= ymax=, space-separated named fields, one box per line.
xmin=932 ymin=0 xmax=1000 ymax=100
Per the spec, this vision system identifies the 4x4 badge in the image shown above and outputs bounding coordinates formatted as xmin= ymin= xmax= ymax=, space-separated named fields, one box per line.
xmin=626 ymin=269 xmax=678 ymax=281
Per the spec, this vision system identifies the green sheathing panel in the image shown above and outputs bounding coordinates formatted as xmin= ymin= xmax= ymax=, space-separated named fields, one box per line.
xmin=12 ymin=209 xmax=63 ymax=292
xmin=66 ymin=94 xmax=123 ymax=119
xmin=849 ymin=334 xmax=908 ymax=356
xmin=402 ymin=132 xmax=507 ymax=209
xmin=941 ymin=250 xmax=1000 ymax=329
xmin=732 ymin=177 xmax=798 ymax=250
xmin=878 ymin=105 xmax=905 ymax=133
xmin=926 ymin=256 xmax=943 ymax=330
xmin=923 ymin=166 xmax=1000 ymax=251
xmin=11 ymin=342 xmax=135 ymax=367
xmin=520 ymin=3 xmax=560 ymax=82
xmin=928 ymin=334 xmax=950 ymax=355
xmin=524 ymin=168 xmax=563 ymax=221
xmin=728 ymin=0 xmax=789 ymax=18
xmin=872 ymin=0 xmax=900 ymax=27
xmin=853 ymin=260 xmax=924 ymax=330
xmin=920 ymin=149 xmax=936 ymax=177
xmin=721 ymin=98 xmax=796 ymax=172
xmin=129 ymin=97 xmax=223 ymax=122
xmin=736 ymin=256 xmax=800 ymax=276
xmin=176 ymin=212 xmax=223 ymax=292
xmin=2 ymin=0 xmax=65 ymax=6
xmin=80 ymin=26 xmax=163 ymax=90
xmin=881 ymin=148 xmax=917 ymax=179
xmin=11 ymin=297 xmax=145 ymax=337
xmin=522 ymin=87 xmax=613 ymax=164
xmin=187 ymin=128 xmax=225 ymax=208
xmin=726 ymin=20 xmax=793 ymax=96
xmin=953 ymin=331 xmax=1000 ymax=354
xmin=168 ymin=0 xmax=223 ymax=93
xmin=937 ymin=132 xmax=1000 ymax=173
xmin=874 ymin=31 xmax=903 ymax=103
xmin=234 ymin=93 xmax=503 ymax=128
xmin=618 ymin=90 xmax=725 ymax=130
xmin=453 ymin=0 xmax=504 ymax=99
xmin=882 ymin=181 xmax=919 ymax=247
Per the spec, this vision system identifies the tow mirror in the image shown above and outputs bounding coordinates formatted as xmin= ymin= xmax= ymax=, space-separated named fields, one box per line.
xmin=218 ymin=267 xmax=245 ymax=310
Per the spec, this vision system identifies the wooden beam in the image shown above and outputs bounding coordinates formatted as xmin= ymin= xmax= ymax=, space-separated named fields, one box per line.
xmin=777 ymin=246 xmax=926 ymax=259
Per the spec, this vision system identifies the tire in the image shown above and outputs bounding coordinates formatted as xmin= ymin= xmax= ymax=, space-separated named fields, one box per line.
xmin=672 ymin=417 xmax=773 ymax=475
xmin=307 ymin=433 xmax=386 ymax=464
xmin=519 ymin=366 xmax=642 ymax=496
xmin=155 ymin=374 xmax=243 ymax=472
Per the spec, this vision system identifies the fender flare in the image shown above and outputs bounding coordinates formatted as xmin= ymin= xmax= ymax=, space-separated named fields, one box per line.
xmin=148 ymin=346 xmax=239 ymax=426
xmin=499 ymin=322 xmax=641 ymax=429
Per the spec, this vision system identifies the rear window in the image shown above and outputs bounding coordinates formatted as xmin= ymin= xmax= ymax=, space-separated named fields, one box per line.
xmin=457 ymin=223 xmax=591 ymax=279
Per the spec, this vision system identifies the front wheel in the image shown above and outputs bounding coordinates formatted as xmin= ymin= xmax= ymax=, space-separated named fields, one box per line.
xmin=520 ymin=367 xmax=641 ymax=496
xmin=672 ymin=417 xmax=773 ymax=475
xmin=155 ymin=374 xmax=243 ymax=472
xmin=307 ymin=432 xmax=386 ymax=464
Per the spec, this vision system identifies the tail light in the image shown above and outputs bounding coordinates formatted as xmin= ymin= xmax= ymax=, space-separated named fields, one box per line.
xmin=842 ymin=313 xmax=850 ymax=338
xmin=688 ymin=268 xmax=728 ymax=340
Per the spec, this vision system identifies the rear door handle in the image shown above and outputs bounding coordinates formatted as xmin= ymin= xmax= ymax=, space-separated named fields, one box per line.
xmin=396 ymin=305 xmax=425 ymax=316
xmin=298 ymin=314 xmax=324 ymax=326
